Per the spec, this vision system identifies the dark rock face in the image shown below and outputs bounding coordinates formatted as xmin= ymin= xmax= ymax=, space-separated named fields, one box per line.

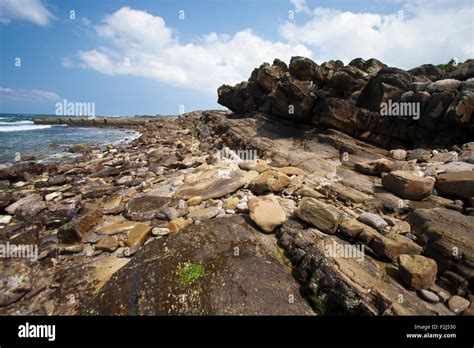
xmin=218 ymin=57 xmax=474 ymax=148
xmin=82 ymin=216 xmax=313 ymax=315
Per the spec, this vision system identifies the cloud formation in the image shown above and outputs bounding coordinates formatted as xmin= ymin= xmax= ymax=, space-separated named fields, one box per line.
xmin=0 ymin=87 xmax=60 ymax=102
xmin=0 ymin=0 xmax=54 ymax=26
xmin=283 ymin=0 xmax=474 ymax=69
xmin=72 ymin=7 xmax=312 ymax=93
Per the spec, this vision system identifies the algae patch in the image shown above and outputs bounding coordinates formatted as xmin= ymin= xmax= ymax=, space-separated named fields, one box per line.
xmin=177 ymin=263 xmax=204 ymax=283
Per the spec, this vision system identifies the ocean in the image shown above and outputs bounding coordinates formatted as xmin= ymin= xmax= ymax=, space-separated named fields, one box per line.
xmin=0 ymin=114 xmax=140 ymax=165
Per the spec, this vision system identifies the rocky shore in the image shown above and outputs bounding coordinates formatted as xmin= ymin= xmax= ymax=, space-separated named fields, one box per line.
xmin=0 ymin=56 xmax=473 ymax=316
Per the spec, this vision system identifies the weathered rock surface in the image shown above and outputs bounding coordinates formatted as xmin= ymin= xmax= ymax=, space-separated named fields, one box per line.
xmin=82 ymin=216 xmax=313 ymax=315
xmin=296 ymin=198 xmax=343 ymax=234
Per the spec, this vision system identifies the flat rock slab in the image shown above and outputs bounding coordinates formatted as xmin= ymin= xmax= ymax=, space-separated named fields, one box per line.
xmin=81 ymin=216 xmax=313 ymax=315
xmin=125 ymin=195 xmax=183 ymax=221
xmin=175 ymin=171 xmax=249 ymax=200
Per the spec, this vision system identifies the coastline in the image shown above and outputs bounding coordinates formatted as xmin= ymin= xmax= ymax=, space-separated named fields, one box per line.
xmin=1 ymin=109 xmax=472 ymax=316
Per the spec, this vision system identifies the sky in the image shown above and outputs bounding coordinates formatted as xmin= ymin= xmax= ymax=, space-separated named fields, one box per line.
xmin=0 ymin=0 xmax=472 ymax=116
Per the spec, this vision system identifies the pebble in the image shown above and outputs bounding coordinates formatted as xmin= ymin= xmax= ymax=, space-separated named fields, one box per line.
xmin=448 ymin=295 xmax=470 ymax=313
xmin=418 ymin=289 xmax=440 ymax=303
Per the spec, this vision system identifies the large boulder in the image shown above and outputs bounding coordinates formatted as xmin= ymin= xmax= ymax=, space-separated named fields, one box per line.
xmin=398 ymin=254 xmax=438 ymax=290
xmin=435 ymin=171 xmax=474 ymax=200
xmin=382 ymin=171 xmax=435 ymax=200
xmin=81 ymin=216 xmax=313 ymax=315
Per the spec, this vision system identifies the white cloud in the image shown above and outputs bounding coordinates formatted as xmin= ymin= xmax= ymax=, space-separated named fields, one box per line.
xmin=0 ymin=87 xmax=60 ymax=102
xmin=0 ymin=0 xmax=54 ymax=26
xmin=71 ymin=7 xmax=312 ymax=93
xmin=281 ymin=0 xmax=474 ymax=69
xmin=290 ymin=0 xmax=311 ymax=15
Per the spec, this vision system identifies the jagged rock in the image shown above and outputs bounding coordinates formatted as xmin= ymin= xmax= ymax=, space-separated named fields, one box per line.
xmin=5 ymin=194 xmax=46 ymax=220
xmin=408 ymin=208 xmax=474 ymax=295
xmin=248 ymin=195 xmax=286 ymax=233
xmin=295 ymin=197 xmax=343 ymax=234
xmin=57 ymin=208 xmax=102 ymax=244
xmin=382 ymin=171 xmax=435 ymax=200
xmin=398 ymin=254 xmax=437 ymax=290
xmin=276 ymin=220 xmax=451 ymax=315
xmin=435 ymin=171 xmax=474 ymax=200
xmin=249 ymin=170 xmax=291 ymax=193
xmin=269 ymin=75 xmax=315 ymax=122
xmin=289 ymin=56 xmax=320 ymax=81
xmin=81 ymin=216 xmax=313 ymax=315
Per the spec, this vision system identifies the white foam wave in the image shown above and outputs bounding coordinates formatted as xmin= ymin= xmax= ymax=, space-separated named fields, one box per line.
xmin=0 ymin=120 xmax=34 ymax=125
xmin=0 ymin=125 xmax=52 ymax=132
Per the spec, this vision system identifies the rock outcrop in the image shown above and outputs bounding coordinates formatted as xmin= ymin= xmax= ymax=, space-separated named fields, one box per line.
xmin=218 ymin=57 xmax=474 ymax=148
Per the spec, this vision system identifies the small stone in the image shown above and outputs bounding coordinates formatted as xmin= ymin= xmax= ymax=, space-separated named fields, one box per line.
xmin=418 ymin=289 xmax=440 ymax=303
xmin=59 ymin=244 xmax=84 ymax=254
xmin=187 ymin=206 xmax=220 ymax=221
xmin=152 ymin=227 xmax=170 ymax=236
xmin=187 ymin=196 xmax=202 ymax=206
xmin=448 ymin=295 xmax=470 ymax=313
xmin=168 ymin=217 xmax=192 ymax=233
xmin=223 ymin=197 xmax=240 ymax=210
xmin=0 ymin=215 xmax=12 ymax=225
xmin=390 ymin=149 xmax=407 ymax=161
xmin=45 ymin=192 xmax=62 ymax=201
xmin=95 ymin=236 xmax=119 ymax=252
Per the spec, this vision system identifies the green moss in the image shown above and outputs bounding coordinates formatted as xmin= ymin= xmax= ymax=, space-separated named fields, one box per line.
xmin=307 ymin=294 xmax=327 ymax=315
xmin=177 ymin=263 xmax=204 ymax=284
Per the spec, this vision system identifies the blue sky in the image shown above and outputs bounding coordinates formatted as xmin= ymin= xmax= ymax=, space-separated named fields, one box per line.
xmin=0 ymin=0 xmax=472 ymax=115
